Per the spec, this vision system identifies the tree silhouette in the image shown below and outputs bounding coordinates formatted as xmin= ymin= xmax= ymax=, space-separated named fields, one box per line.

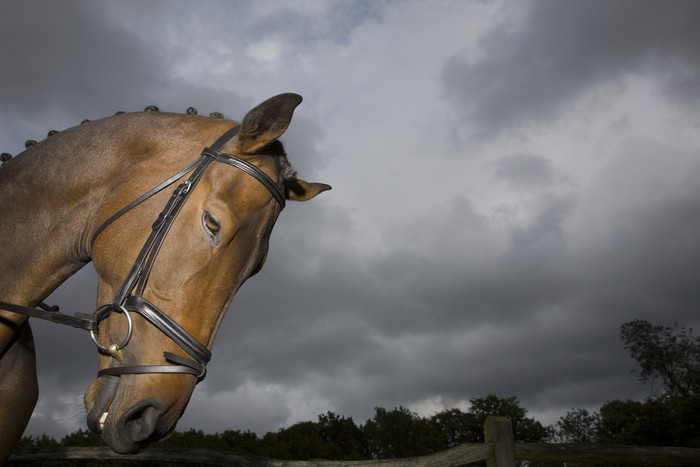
xmin=621 ymin=319 xmax=700 ymax=397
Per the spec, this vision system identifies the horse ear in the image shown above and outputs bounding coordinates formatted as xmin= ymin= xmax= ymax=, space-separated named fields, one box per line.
xmin=235 ymin=93 xmax=303 ymax=154
xmin=285 ymin=179 xmax=332 ymax=202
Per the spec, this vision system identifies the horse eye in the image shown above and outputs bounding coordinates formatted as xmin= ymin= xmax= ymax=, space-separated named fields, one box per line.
xmin=202 ymin=212 xmax=220 ymax=237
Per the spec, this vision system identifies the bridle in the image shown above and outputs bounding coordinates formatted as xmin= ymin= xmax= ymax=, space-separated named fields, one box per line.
xmin=0 ymin=125 xmax=285 ymax=382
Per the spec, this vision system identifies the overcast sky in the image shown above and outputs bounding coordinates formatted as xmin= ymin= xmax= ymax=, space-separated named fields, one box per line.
xmin=2 ymin=0 xmax=699 ymax=440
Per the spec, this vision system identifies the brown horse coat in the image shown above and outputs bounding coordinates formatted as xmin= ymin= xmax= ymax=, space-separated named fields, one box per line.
xmin=0 ymin=94 xmax=329 ymax=457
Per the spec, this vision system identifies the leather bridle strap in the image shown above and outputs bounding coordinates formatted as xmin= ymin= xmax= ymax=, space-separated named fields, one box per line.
xmin=0 ymin=300 xmax=93 ymax=330
xmin=90 ymin=125 xmax=243 ymax=247
xmin=92 ymin=125 xmax=285 ymax=382
xmin=110 ymin=153 xmax=214 ymax=307
xmin=202 ymin=148 xmax=286 ymax=207
xmin=92 ymin=128 xmax=245 ymax=381
xmin=98 ymin=351 xmax=205 ymax=378
xmin=89 ymin=158 xmax=202 ymax=247
xmin=1 ymin=124 xmax=286 ymax=384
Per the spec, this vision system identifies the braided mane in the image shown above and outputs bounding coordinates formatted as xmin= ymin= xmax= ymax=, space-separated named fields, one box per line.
xmin=1 ymin=105 xmax=226 ymax=162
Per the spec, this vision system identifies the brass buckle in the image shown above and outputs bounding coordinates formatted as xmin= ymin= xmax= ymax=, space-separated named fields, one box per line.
xmin=90 ymin=304 xmax=133 ymax=364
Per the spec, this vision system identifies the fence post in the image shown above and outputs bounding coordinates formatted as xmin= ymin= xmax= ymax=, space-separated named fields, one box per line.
xmin=485 ymin=416 xmax=515 ymax=467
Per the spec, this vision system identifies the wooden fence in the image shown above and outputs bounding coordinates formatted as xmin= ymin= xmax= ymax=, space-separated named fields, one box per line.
xmin=10 ymin=417 xmax=700 ymax=466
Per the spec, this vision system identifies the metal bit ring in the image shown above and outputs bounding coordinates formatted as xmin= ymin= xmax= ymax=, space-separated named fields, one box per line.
xmin=90 ymin=304 xmax=133 ymax=353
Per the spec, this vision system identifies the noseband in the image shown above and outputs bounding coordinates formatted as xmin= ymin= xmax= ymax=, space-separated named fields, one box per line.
xmin=0 ymin=126 xmax=285 ymax=382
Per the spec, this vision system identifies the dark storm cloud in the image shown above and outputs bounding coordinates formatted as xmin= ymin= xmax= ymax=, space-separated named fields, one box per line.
xmin=572 ymin=139 xmax=700 ymax=321
xmin=443 ymin=0 xmax=700 ymax=137
xmin=0 ymin=0 xmax=250 ymax=154
xmin=504 ymin=193 xmax=574 ymax=270
xmin=246 ymin=0 xmax=389 ymax=46
xmin=278 ymin=116 xmax=329 ymax=180
xmin=211 ymin=190 xmax=578 ymax=391
xmin=493 ymin=154 xmax=558 ymax=190
xmin=0 ymin=1 xmax=162 ymax=119
xmin=207 ymin=133 xmax=700 ymax=428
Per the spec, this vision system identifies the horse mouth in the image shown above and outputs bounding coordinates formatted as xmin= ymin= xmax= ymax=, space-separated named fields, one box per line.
xmin=86 ymin=375 xmax=119 ymax=434
xmin=85 ymin=375 xmax=181 ymax=454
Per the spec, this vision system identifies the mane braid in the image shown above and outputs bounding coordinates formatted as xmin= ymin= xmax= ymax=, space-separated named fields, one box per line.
xmin=1 ymin=105 xmax=229 ymax=163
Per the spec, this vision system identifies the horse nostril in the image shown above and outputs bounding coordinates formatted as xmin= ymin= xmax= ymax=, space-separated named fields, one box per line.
xmin=121 ymin=402 xmax=161 ymax=443
xmin=104 ymin=399 xmax=165 ymax=453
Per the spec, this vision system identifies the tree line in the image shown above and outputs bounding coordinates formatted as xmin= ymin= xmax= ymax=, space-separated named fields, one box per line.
xmin=15 ymin=395 xmax=550 ymax=461
xmin=16 ymin=319 xmax=700 ymax=462
xmin=554 ymin=319 xmax=699 ymax=447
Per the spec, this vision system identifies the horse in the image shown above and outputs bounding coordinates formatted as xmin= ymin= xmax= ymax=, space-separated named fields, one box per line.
xmin=0 ymin=93 xmax=330 ymax=458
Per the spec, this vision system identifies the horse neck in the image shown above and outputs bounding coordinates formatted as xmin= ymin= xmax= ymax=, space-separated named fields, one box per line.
xmin=0 ymin=144 xmax=101 ymax=307
xmin=0 ymin=113 xmax=229 ymax=311
xmin=0 ymin=116 xmax=155 ymax=307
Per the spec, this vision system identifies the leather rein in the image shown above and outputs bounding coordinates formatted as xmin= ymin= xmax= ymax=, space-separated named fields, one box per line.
xmin=0 ymin=125 xmax=285 ymax=382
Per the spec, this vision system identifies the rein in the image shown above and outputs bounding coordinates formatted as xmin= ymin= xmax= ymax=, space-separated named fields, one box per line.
xmin=0 ymin=125 xmax=285 ymax=382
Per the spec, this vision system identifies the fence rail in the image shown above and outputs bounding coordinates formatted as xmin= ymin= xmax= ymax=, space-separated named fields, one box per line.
xmin=515 ymin=443 xmax=700 ymax=466
xmin=10 ymin=417 xmax=700 ymax=466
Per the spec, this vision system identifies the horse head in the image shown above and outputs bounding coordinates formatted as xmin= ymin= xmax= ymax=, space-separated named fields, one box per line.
xmin=82 ymin=94 xmax=329 ymax=453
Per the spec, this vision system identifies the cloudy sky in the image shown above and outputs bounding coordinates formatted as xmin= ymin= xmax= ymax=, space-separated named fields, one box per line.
xmin=2 ymin=0 xmax=699 ymax=439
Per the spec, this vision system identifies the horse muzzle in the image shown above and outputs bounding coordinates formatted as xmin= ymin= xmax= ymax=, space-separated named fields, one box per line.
xmin=100 ymin=398 xmax=167 ymax=454
xmin=85 ymin=373 xmax=194 ymax=454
